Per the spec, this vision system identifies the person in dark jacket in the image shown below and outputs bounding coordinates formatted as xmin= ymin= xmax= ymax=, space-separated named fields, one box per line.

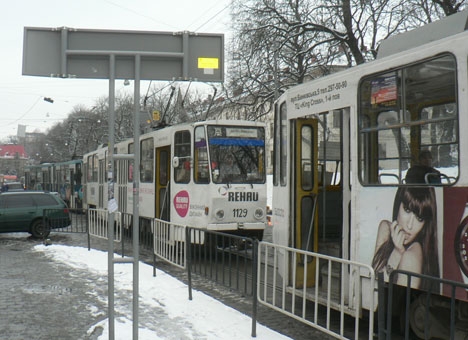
xmin=405 ymin=150 xmax=441 ymax=184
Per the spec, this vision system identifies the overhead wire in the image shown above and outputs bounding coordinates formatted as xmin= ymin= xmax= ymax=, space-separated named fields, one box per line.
xmin=193 ymin=3 xmax=231 ymax=32
xmin=5 ymin=97 xmax=41 ymax=127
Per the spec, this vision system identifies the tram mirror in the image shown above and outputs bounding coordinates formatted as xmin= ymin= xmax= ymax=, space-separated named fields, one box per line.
xmin=172 ymin=157 xmax=180 ymax=168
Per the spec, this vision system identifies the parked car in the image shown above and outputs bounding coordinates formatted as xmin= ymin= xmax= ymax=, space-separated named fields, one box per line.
xmin=2 ymin=182 xmax=25 ymax=192
xmin=0 ymin=191 xmax=71 ymax=238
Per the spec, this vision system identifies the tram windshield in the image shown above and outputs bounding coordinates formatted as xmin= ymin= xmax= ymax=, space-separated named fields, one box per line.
xmin=207 ymin=125 xmax=266 ymax=184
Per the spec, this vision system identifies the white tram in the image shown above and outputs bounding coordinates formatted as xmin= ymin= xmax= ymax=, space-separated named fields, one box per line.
xmin=271 ymin=11 xmax=468 ymax=336
xmin=83 ymin=120 xmax=267 ymax=239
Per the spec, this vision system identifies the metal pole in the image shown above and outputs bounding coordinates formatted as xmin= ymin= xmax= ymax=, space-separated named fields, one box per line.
xmin=251 ymin=239 xmax=258 ymax=337
xmin=108 ymin=54 xmax=116 ymax=340
xmin=132 ymin=54 xmax=141 ymax=340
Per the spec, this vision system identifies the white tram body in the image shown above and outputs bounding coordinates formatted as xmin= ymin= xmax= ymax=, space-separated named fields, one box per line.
xmin=84 ymin=120 xmax=267 ymax=238
xmin=271 ymin=10 xmax=468 ymax=324
xmin=83 ymin=146 xmax=108 ymax=210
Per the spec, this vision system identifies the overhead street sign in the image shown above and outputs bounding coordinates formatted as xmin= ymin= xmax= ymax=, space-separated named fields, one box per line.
xmin=22 ymin=27 xmax=224 ymax=82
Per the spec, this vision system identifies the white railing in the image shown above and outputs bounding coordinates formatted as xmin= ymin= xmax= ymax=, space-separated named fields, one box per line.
xmin=258 ymin=242 xmax=376 ymax=340
xmin=88 ymin=208 xmax=122 ymax=242
xmin=153 ymin=218 xmax=187 ymax=269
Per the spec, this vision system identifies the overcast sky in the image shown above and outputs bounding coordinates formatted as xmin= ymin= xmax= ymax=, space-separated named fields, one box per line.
xmin=1 ymin=0 xmax=231 ymax=140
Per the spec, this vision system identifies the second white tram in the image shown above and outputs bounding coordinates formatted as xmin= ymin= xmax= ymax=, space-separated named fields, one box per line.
xmin=84 ymin=120 xmax=268 ymax=239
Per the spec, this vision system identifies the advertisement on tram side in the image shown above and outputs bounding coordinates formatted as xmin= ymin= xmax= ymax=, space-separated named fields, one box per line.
xmin=358 ymin=186 xmax=468 ymax=301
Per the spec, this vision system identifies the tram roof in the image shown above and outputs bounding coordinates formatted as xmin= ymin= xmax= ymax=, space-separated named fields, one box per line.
xmin=378 ymin=10 xmax=468 ymax=59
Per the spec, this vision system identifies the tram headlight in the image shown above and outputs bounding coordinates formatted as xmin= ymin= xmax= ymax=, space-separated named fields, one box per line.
xmin=215 ymin=209 xmax=225 ymax=220
xmin=254 ymin=208 xmax=265 ymax=220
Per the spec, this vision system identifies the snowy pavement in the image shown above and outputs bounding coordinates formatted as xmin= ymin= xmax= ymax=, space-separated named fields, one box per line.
xmin=1 ymin=231 xmax=332 ymax=339
xmin=35 ymin=244 xmax=292 ymax=339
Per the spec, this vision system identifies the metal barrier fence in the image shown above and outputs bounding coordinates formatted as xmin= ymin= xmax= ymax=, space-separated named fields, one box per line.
xmin=120 ymin=214 xmax=154 ymax=258
xmin=186 ymin=228 xmax=258 ymax=297
xmin=185 ymin=228 xmax=258 ymax=337
xmin=153 ymin=218 xmax=187 ymax=269
xmin=257 ymin=241 xmax=375 ymax=340
xmin=87 ymin=208 xmax=122 ymax=242
xmin=45 ymin=207 xmax=90 ymax=249
xmin=44 ymin=208 xmax=88 ymax=234
xmin=378 ymin=270 xmax=468 ymax=340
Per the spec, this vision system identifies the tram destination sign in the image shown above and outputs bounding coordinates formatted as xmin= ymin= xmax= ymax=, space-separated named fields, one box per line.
xmin=22 ymin=27 xmax=224 ymax=82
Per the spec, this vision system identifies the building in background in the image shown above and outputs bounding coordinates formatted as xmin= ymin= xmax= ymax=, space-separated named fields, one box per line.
xmin=0 ymin=144 xmax=28 ymax=182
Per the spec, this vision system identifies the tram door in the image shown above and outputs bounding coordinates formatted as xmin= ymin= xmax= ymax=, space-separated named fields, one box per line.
xmin=155 ymin=146 xmax=170 ymax=221
xmin=292 ymin=118 xmax=319 ymax=287
xmin=98 ymin=158 xmax=106 ymax=209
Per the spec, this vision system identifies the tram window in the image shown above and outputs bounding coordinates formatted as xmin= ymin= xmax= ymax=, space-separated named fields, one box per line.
xmin=194 ymin=126 xmax=209 ymax=184
xmin=301 ymin=125 xmax=313 ymax=191
xmin=128 ymin=143 xmax=134 ymax=182
xmin=174 ymin=130 xmax=191 ymax=183
xmin=86 ymin=156 xmax=92 ymax=182
xmin=358 ymin=54 xmax=459 ymax=185
xmin=87 ymin=154 xmax=99 ymax=183
xmin=273 ymin=103 xmax=279 ymax=186
xmin=112 ymin=147 xmax=118 ymax=183
xmin=207 ymin=125 xmax=265 ymax=184
xmin=75 ymin=164 xmax=82 ymax=185
xmin=159 ymin=150 xmax=168 ymax=186
xmin=99 ymin=159 xmax=105 ymax=183
xmin=140 ymin=138 xmax=154 ymax=183
xmin=280 ymin=102 xmax=288 ymax=186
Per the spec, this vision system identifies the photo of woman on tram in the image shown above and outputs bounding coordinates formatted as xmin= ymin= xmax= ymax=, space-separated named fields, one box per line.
xmin=372 ymin=187 xmax=440 ymax=290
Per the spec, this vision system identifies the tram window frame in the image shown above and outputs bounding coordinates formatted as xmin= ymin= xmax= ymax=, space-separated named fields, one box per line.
xmin=358 ymin=53 xmax=459 ymax=186
xmin=194 ymin=126 xmax=210 ymax=184
xmin=301 ymin=125 xmax=314 ymax=191
xmin=86 ymin=156 xmax=92 ymax=182
xmin=280 ymin=102 xmax=288 ymax=186
xmin=140 ymin=138 xmax=154 ymax=183
xmin=273 ymin=103 xmax=279 ymax=186
xmin=99 ymin=159 xmax=106 ymax=184
xmin=128 ymin=143 xmax=134 ymax=182
xmin=75 ymin=163 xmax=82 ymax=186
xmin=174 ymin=130 xmax=191 ymax=184
xmin=159 ymin=150 xmax=168 ymax=186
xmin=273 ymin=101 xmax=288 ymax=187
xmin=87 ymin=154 xmax=99 ymax=183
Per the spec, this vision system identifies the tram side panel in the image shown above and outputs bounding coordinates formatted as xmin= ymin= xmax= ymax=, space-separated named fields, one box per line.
xmin=270 ymin=15 xmax=468 ymax=332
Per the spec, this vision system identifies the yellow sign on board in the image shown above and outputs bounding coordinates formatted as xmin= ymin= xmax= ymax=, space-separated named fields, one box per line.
xmin=152 ymin=110 xmax=160 ymax=121
xmin=198 ymin=57 xmax=219 ymax=69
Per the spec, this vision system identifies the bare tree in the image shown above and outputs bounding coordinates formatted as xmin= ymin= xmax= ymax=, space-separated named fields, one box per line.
xmin=42 ymin=93 xmax=135 ymax=162
xmin=432 ymin=0 xmax=466 ymax=15
xmin=143 ymin=82 xmax=222 ymax=126
xmin=225 ymin=0 xmax=466 ymax=119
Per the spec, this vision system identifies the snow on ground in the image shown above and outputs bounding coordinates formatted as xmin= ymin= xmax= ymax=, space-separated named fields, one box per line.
xmin=34 ymin=244 xmax=291 ymax=340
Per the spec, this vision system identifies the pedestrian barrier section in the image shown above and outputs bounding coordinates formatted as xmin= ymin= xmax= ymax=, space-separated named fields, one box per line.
xmin=88 ymin=208 xmax=122 ymax=242
xmin=378 ymin=270 xmax=468 ymax=340
xmin=186 ymin=228 xmax=258 ymax=297
xmin=185 ymin=228 xmax=259 ymax=337
xmin=258 ymin=242 xmax=375 ymax=340
xmin=46 ymin=208 xmax=88 ymax=234
xmin=42 ymin=208 xmax=81 ymax=233
xmin=119 ymin=214 xmax=155 ymax=257
xmin=153 ymin=218 xmax=187 ymax=269
xmin=139 ymin=217 xmax=154 ymax=251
